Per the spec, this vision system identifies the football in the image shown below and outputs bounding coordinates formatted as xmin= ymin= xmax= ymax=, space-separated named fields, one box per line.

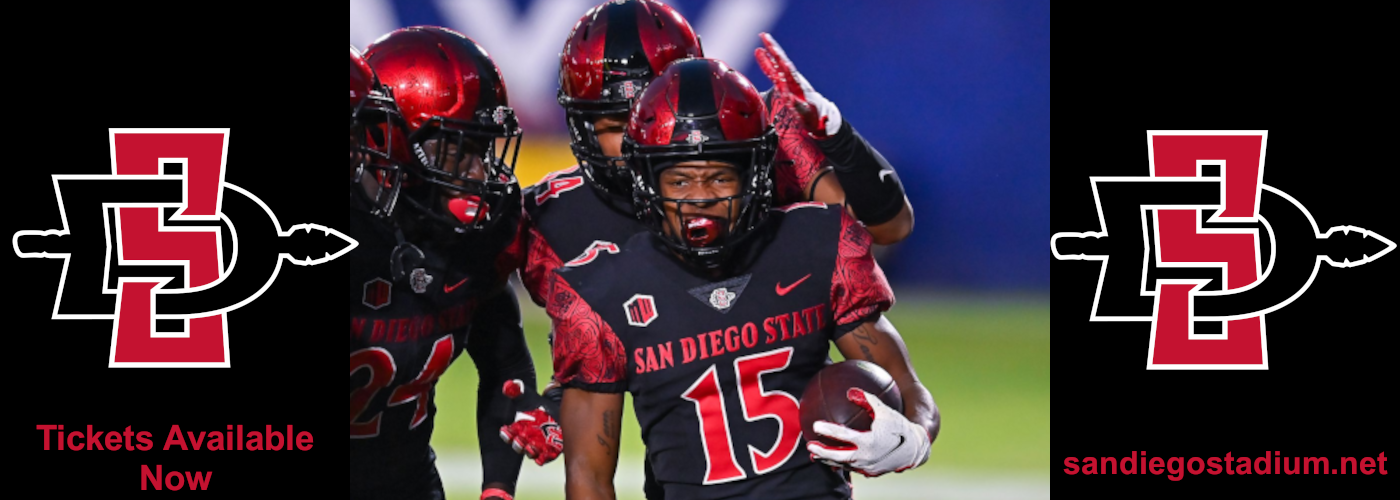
xmin=799 ymin=360 xmax=903 ymax=448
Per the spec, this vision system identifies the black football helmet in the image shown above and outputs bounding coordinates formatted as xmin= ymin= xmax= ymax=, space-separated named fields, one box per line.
xmin=365 ymin=26 xmax=522 ymax=235
xmin=626 ymin=58 xmax=777 ymax=270
xmin=558 ymin=0 xmax=703 ymax=196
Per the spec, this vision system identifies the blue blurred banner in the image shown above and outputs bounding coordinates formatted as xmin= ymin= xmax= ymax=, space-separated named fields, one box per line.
xmin=350 ymin=0 xmax=1048 ymax=290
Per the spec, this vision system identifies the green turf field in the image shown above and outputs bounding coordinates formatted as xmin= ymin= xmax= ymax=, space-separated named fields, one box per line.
xmin=431 ymin=289 xmax=1048 ymax=499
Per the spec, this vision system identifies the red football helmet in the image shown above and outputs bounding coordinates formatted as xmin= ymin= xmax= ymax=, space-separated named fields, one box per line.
xmin=558 ymin=0 xmax=703 ymax=195
xmin=364 ymin=26 xmax=522 ymax=234
xmin=625 ymin=58 xmax=777 ymax=269
xmin=349 ymin=45 xmax=407 ymax=217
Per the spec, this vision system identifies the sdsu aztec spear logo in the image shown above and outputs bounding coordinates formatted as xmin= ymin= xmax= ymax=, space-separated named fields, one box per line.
xmin=11 ymin=129 xmax=356 ymax=368
xmin=1052 ymin=131 xmax=1394 ymax=370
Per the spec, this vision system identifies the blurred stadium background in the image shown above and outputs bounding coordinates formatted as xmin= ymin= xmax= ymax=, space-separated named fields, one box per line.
xmin=351 ymin=0 xmax=1048 ymax=498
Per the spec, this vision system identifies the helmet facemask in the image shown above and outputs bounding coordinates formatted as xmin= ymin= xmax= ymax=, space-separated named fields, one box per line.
xmin=402 ymin=108 xmax=522 ymax=234
xmin=629 ymin=131 xmax=777 ymax=270
xmin=350 ymin=91 xmax=406 ymax=218
xmin=560 ymin=77 xmax=648 ymax=197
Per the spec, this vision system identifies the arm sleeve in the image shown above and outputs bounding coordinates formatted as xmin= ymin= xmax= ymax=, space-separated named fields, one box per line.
xmin=494 ymin=205 xmax=529 ymax=285
xmin=830 ymin=210 xmax=896 ymax=339
xmin=817 ymin=120 xmax=907 ymax=226
xmin=521 ymin=220 xmax=565 ymax=308
xmin=547 ymin=271 xmax=628 ymax=393
xmin=465 ymin=289 xmax=534 ymax=491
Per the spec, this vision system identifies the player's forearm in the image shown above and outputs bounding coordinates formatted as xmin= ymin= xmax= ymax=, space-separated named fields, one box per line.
xmin=467 ymin=290 xmax=538 ymax=392
xmin=901 ymin=380 xmax=940 ymax=445
xmin=562 ymin=448 xmax=619 ymax=499
xmin=564 ymin=471 xmax=617 ymax=500
xmin=815 ymin=120 xmax=912 ymax=241
xmin=561 ymin=389 xmax=623 ymax=500
xmin=475 ymin=376 xmax=526 ymax=488
xmin=837 ymin=317 xmax=937 ymax=442
xmin=865 ymin=200 xmax=914 ymax=245
xmin=810 ymin=171 xmax=913 ymax=246
xmin=466 ymin=291 xmax=535 ymax=488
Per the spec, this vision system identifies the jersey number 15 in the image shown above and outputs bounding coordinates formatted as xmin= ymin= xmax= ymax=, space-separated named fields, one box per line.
xmin=680 ymin=346 xmax=802 ymax=484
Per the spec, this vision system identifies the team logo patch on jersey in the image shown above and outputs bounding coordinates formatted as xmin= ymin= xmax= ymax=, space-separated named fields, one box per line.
xmin=624 ymin=294 xmax=658 ymax=327
xmin=409 ymin=268 xmax=433 ymax=294
xmin=709 ymin=288 xmax=736 ymax=309
xmin=688 ymin=273 xmax=752 ymax=314
xmin=363 ymin=278 xmax=392 ymax=310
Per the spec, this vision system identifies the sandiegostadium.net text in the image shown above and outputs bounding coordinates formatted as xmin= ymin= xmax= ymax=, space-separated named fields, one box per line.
xmin=1063 ymin=452 xmax=1388 ymax=481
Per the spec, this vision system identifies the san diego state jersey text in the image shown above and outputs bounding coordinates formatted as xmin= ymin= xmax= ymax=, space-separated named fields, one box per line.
xmin=549 ymin=205 xmax=893 ymax=500
xmin=347 ymin=208 xmax=521 ymax=497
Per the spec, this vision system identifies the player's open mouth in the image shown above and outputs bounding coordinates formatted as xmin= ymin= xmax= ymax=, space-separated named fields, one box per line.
xmin=683 ymin=216 xmax=726 ymax=247
xmin=447 ymin=195 xmax=488 ymax=224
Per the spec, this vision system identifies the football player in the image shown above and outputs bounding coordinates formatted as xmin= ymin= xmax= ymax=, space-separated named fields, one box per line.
xmin=349 ymin=30 xmax=543 ymax=500
xmin=550 ymin=58 xmax=939 ymax=500
xmin=501 ymin=2 xmax=918 ymax=472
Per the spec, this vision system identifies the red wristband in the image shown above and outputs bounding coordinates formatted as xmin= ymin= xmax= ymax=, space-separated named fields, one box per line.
xmin=481 ymin=488 xmax=514 ymax=500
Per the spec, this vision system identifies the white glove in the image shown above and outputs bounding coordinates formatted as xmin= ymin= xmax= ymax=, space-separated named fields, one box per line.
xmin=807 ymin=388 xmax=930 ymax=477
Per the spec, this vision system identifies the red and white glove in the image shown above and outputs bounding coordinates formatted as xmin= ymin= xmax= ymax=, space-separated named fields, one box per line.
xmin=807 ymin=388 xmax=931 ymax=477
xmin=754 ymin=32 xmax=843 ymax=139
xmin=498 ymin=379 xmax=563 ymax=466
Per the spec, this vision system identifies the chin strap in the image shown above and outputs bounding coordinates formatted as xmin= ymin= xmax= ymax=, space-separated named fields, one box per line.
xmin=388 ymin=227 xmax=425 ymax=282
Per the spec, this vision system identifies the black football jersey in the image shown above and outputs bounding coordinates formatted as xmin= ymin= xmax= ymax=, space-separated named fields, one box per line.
xmin=519 ymin=154 xmax=827 ymax=310
xmin=347 ymin=208 xmax=520 ymax=497
xmin=549 ymin=204 xmax=894 ymax=500
xmin=520 ymin=166 xmax=642 ymax=307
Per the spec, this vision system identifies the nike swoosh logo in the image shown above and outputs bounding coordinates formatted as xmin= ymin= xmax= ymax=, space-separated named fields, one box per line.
xmin=878 ymin=168 xmax=895 ymax=182
xmin=869 ymin=434 xmax=907 ymax=465
xmin=443 ymin=277 xmax=469 ymax=294
xmin=775 ymin=274 xmax=812 ymax=296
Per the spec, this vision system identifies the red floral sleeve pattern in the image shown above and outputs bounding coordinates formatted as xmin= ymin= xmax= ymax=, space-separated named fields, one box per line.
xmin=831 ymin=211 xmax=895 ymax=333
xmin=771 ymin=100 xmax=829 ymax=206
xmin=547 ymin=271 xmax=627 ymax=391
xmin=521 ymin=219 xmax=565 ymax=308
xmin=494 ymin=211 xmax=527 ymax=286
